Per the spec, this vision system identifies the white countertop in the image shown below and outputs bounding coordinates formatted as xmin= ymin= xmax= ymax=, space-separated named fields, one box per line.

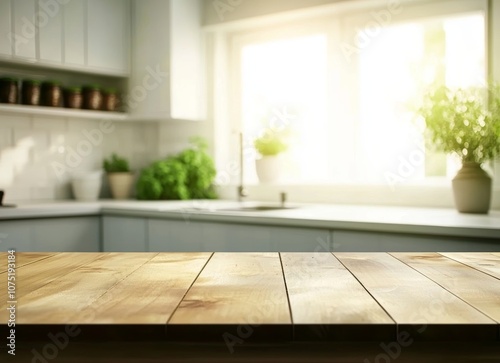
xmin=1 ymin=199 xmax=499 ymax=239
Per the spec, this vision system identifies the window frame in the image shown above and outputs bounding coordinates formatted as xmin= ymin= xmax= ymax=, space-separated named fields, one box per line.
xmin=207 ymin=0 xmax=498 ymax=207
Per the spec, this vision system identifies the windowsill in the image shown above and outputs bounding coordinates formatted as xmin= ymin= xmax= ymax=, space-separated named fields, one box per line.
xmin=216 ymin=183 xmax=500 ymax=211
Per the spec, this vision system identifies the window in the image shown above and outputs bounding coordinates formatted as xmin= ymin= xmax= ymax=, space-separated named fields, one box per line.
xmin=223 ymin=0 xmax=488 ymax=187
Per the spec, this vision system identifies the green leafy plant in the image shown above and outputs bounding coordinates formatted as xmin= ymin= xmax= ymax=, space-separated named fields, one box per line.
xmin=136 ymin=137 xmax=217 ymax=200
xmin=103 ymin=153 xmax=130 ymax=173
xmin=418 ymin=84 xmax=500 ymax=163
xmin=254 ymin=129 xmax=288 ymax=156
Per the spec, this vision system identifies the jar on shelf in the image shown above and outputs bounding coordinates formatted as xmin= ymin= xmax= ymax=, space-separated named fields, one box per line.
xmin=102 ymin=88 xmax=118 ymax=111
xmin=0 ymin=77 xmax=19 ymax=104
xmin=64 ymin=87 xmax=83 ymax=109
xmin=21 ymin=79 xmax=41 ymax=106
xmin=41 ymin=81 xmax=62 ymax=107
xmin=83 ymin=85 xmax=103 ymax=110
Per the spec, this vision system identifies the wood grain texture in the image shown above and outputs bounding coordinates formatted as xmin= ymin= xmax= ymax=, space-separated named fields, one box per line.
xmin=281 ymin=253 xmax=393 ymax=324
xmin=168 ymin=253 xmax=291 ymax=325
xmin=393 ymin=253 xmax=500 ymax=323
xmin=0 ymin=253 xmax=102 ymax=323
xmin=71 ymin=253 xmax=212 ymax=323
xmin=281 ymin=253 xmax=394 ymax=340
xmin=14 ymin=253 xmax=158 ymax=323
xmin=0 ymin=252 xmax=57 ymax=273
xmin=440 ymin=252 xmax=500 ymax=279
xmin=334 ymin=253 xmax=495 ymax=328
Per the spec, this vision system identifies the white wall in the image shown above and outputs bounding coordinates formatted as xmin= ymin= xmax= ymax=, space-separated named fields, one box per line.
xmin=203 ymin=0 xmax=347 ymax=26
xmin=0 ymin=115 xmax=158 ymax=202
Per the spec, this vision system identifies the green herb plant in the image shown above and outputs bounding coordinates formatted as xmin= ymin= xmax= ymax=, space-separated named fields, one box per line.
xmin=136 ymin=137 xmax=217 ymax=200
xmin=254 ymin=129 xmax=288 ymax=156
xmin=103 ymin=153 xmax=130 ymax=173
xmin=418 ymin=84 xmax=500 ymax=164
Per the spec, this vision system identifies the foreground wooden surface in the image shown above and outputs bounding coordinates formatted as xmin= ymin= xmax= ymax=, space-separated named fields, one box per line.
xmin=1 ymin=252 xmax=500 ymax=344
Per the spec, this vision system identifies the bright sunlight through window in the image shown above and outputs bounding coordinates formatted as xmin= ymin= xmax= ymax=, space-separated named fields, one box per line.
xmin=237 ymin=7 xmax=486 ymax=186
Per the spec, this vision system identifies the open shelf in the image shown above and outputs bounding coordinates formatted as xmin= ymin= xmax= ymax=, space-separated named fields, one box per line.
xmin=0 ymin=103 xmax=128 ymax=121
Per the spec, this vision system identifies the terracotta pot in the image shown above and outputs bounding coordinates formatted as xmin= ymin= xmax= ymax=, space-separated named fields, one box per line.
xmin=452 ymin=162 xmax=492 ymax=214
xmin=255 ymin=155 xmax=282 ymax=183
xmin=107 ymin=172 xmax=135 ymax=199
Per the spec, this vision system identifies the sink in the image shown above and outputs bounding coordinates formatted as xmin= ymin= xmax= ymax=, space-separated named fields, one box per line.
xmin=218 ymin=205 xmax=297 ymax=212
xmin=170 ymin=205 xmax=298 ymax=213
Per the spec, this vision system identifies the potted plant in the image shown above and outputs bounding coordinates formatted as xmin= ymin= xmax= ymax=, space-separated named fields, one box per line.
xmin=254 ymin=129 xmax=288 ymax=183
xmin=136 ymin=137 xmax=217 ymax=200
xmin=418 ymin=84 xmax=500 ymax=213
xmin=103 ymin=153 xmax=135 ymax=199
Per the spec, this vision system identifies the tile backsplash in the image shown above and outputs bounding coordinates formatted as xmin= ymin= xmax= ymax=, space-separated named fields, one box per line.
xmin=0 ymin=114 xmax=159 ymax=202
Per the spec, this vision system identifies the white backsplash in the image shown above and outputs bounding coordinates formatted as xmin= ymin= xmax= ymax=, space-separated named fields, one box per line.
xmin=0 ymin=114 xmax=159 ymax=202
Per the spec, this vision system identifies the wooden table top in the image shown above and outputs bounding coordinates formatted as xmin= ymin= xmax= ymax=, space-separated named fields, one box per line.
xmin=1 ymin=252 xmax=500 ymax=343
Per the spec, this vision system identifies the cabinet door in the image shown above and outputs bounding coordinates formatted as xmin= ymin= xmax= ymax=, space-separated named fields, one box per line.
xmin=129 ymin=0 xmax=170 ymax=118
xmin=102 ymin=216 xmax=147 ymax=252
xmin=37 ymin=0 xmax=62 ymax=63
xmin=0 ymin=0 xmax=12 ymax=57
xmin=87 ymin=0 xmax=129 ymax=73
xmin=269 ymin=226 xmax=332 ymax=252
xmin=201 ymin=222 xmax=272 ymax=252
xmin=149 ymin=219 xmax=204 ymax=252
xmin=0 ymin=221 xmax=33 ymax=252
xmin=12 ymin=0 xmax=37 ymax=59
xmin=33 ymin=217 xmax=100 ymax=252
xmin=332 ymin=231 xmax=500 ymax=252
xmin=63 ymin=0 xmax=85 ymax=66
xmin=202 ymin=223 xmax=331 ymax=252
xmin=148 ymin=219 xmax=332 ymax=252
xmin=129 ymin=0 xmax=204 ymax=120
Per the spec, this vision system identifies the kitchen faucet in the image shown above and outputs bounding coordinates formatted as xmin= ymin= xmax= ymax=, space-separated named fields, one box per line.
xmin=237 ymin=132 xmax=248 ymax=202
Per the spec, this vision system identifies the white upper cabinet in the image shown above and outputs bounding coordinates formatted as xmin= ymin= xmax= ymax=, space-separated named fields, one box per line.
xmin=0 ymin=0 xmax=129 ymax=76
xmin=12 ymin=0 xmax=37 ymax=60
xmin=63 ymin=0 xmax=85 ymax=67
xmin=38 ymin=0 xmax=63 ymax=63
xmin=129 ymin=0 xmax=204 ymax=120
xmin=87 ymin=0 xmax=129 ymax=74
xmin=0 ymin=0 xmax=12 ymax=57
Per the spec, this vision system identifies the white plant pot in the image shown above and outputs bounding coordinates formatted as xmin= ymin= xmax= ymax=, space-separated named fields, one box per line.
xmin=71 ymin=171 xmax=103 ymax=201
xmin=255 ymin=156 xmax=282 ymax=183
xmin=452 ymin=162 xmax=492 ymax=214
xmin=108 ymin=172 xmax=135 ymax=199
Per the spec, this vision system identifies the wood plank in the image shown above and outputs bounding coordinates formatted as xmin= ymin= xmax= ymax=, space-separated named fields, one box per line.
xmin=334 ymin=253 xmax=497 ymax=341
xmin=71 ymin=253 xmax=212 ymax=324
xmin=0 ymin=253 xmax=71 ymax=274
xmin=169 ymin=253 xmax=290 ymax=324
xmin=0 ymin=253 xmax=103 ymax=323
xmin=13 ymin=253 xmax=158 ymax=324
xmin=168 ymin=253 xmax=291 ymax=340
xmin=393 ymin=253 xmax=500 ymax=323
xmin=281 ymin=253 xmax=394 ymax=340
xmin=0 ymin=253 xmax=102 ymax=301
xmin=440 ymin=252 xmax=500 ymax=279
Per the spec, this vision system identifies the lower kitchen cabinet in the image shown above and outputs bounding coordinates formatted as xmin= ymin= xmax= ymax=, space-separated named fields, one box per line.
xmin=148 ymin=219 xmax=332 ymax=252
xmin=102 ymin=216 xmax=148 ymax=252
xmin=332 ymin=231 xmax=500 ymax=252
xmin=0 ymin=217 xmax=100 ymax=252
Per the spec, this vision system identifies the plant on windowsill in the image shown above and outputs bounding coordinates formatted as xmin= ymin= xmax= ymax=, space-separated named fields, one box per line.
xmin=418 ymin=84 xmax=500 ymax=213
xmin=103 ymin=153 xmax=135 ymax=199
xmin=254 ymin=129 xmax=288 ymax=183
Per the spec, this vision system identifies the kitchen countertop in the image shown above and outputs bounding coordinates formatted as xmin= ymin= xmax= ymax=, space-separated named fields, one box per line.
xmin=0 ymin=200 xmax=499 ymax=239
xmin=2 ymin=252 xmax=500 ymax=362
xmin=1 ymin=252 xmax=499 ymax=341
